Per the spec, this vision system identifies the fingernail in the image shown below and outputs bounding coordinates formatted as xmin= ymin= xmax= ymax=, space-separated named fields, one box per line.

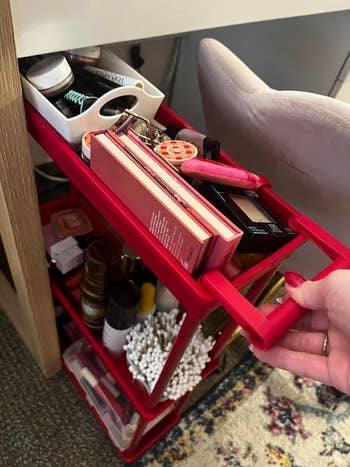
xmin=284 ymin=272 xmax=306 ymax=288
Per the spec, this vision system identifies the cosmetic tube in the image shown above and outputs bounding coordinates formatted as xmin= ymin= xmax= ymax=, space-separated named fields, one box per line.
xmin=137 ymin=283 xmax=156 ymax=322
xmin=102 ymin=281 xmax=140 ymax=357
xmin=83 ymin=65 xmax=144 ymax=89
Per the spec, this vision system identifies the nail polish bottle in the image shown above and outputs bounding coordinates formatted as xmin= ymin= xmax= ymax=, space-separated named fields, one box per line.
xmin=116 ymin=243 xmax=144 ymax=282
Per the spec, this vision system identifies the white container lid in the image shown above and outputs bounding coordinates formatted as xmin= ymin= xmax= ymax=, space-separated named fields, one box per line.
xmin=26 ymin=55 xmax=73 ymax=95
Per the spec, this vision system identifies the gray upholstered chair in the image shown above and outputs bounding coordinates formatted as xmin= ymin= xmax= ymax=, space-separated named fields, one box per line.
xmin=197 ymin=38 xmax=350 ymax=276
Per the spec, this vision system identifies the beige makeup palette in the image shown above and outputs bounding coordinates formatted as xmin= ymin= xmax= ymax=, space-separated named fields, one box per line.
xmin=200 ymin=184 xmax=296 ymax=252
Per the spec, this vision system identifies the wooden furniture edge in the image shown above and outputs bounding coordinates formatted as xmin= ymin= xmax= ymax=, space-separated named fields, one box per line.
xmin=0 ymin=0 xmax=61 ymax=377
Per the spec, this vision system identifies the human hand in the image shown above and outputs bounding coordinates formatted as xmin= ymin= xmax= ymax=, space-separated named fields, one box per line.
xmin=251 ymin=269 xmax=350 ymax=395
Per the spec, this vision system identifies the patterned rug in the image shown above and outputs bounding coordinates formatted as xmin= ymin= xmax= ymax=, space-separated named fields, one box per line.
xmin=1 ymin=311 xmax=350 ymax=467
xmin=134 ymin=354 xmax=350 ymax=467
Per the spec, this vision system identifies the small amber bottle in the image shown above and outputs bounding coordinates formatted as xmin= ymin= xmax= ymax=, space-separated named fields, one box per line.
xmin=81 ymin=238 xmax=120 ymax=333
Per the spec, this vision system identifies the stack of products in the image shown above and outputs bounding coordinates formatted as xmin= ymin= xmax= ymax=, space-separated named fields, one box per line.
xmin=43 ymin=208 xmax=93 ymax=275
xmin=90 ymin=129 xmax=243 ymax=276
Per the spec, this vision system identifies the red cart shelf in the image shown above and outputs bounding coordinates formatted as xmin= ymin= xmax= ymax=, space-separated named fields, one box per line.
xmin=27 ymin=100 xmax=350 ymax=460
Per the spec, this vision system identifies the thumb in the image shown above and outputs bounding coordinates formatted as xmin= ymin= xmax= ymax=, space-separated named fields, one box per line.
xmin=284 ymin=270 xmax=350 ymax=337
xmin=285 ymin=269 xmax=350 ymax=314
xmin=285 ymin=273 xmax=327 ymax=311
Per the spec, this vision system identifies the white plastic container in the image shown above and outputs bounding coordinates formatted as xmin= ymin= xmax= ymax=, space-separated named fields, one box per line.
xmin=21 ymin=48 xmax=164 ymax=147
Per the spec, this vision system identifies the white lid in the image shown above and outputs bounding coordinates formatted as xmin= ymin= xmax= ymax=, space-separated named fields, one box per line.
xmin=26 ymin=55 xmax=72 ymax=92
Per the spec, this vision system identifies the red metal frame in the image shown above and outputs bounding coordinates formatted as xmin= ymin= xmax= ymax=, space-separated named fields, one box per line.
xmin=27 ymin=99 xmax=350 ymax=460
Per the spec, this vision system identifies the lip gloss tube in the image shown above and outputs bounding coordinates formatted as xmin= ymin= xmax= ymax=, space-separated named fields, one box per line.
xmin=181 ymin=158 xmax=263 ymax=189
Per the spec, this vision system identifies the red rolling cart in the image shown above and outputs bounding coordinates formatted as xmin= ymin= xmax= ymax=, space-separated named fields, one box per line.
xmin=26 ymin=101 xmax=350 ymax=462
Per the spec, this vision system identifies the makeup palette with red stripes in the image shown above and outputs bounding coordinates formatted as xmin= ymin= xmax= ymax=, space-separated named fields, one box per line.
xmin=154 ymin=140 xmax=198 ymax=166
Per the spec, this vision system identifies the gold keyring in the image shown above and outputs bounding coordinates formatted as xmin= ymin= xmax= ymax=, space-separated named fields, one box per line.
xmin=321 ymin=333 xmax=329 ymax=356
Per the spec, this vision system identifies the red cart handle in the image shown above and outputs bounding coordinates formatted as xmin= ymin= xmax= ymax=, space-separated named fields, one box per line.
xmin=201 ymin=216 xmax=350 ymax=350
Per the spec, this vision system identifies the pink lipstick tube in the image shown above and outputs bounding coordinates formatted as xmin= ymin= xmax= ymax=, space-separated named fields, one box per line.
xmin=181 ymin=158 xmax=263 ymax=189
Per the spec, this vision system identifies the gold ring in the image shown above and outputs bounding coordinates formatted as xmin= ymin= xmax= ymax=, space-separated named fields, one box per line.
xmin=321 ymin=333 xmax=329 ymax=356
